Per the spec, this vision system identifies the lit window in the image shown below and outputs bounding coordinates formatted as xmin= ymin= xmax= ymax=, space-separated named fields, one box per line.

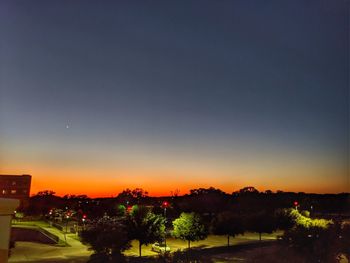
xmin=11 ymin=190 xmax=16 ymax=194
xmin=2 ymin=190 xmax=6 ymax=194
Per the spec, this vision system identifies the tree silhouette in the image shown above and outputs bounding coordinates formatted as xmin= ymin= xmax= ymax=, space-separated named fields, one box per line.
xmin=246 ymin=212 xmax=277 ymax=241
xmin=180 ymin=187 xmax=229 ymax=215
xmin=211 ymin=211 xmax=245 ymax=247
xmin=172 ymin=212 xmax=207 ymax=249
xmin=238 ymin=186 xmax=259 ymax=195
xmin=116 ymin=188 xmax=149 ymax=205
xmin=36 ymin=190 xmax=56 ymax=196
xmin=189 ymin=187 xmax=226 ymax=196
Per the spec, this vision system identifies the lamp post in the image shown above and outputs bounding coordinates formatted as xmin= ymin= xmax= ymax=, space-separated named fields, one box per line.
xmin=294 ymin=201 xmax=298 ymax=211
xmin=64 ymin=213 xmax=70 ymax=244
xmin=82 ymin=214 xmax=86 ymax=231
xmin=162 ymin=201 xmax=168 ymax=251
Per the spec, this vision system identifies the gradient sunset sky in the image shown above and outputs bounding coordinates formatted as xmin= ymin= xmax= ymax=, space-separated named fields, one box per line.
xmin=0 ymin=1 xmax=349 ymax=197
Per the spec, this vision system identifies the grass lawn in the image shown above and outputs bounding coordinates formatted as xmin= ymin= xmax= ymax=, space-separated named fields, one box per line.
xmin=124 ymin=231 xmax=282 ymax=257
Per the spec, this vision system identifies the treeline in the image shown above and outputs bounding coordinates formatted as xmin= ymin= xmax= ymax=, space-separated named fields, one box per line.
xmin=26 ymin=187 xmax=350 ymax=220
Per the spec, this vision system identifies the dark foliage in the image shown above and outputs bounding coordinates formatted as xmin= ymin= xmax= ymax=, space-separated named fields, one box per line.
xmin=245 ymin=212 xmax=278 ymax=241
xmin=211 ymin=211 xmax=245 ymax=246
xmin=81 ymin=216 xmax=130 ymax=260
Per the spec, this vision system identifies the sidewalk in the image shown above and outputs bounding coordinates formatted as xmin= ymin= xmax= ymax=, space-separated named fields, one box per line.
xmin=10 ymin=221 xmax=91 ymax=262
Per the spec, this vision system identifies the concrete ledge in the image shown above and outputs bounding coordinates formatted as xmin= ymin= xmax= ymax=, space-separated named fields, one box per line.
xmin=0 ymin=198 xmax=19 ymax=263
xmin=11 ymin=226 xmax=59 ymax=244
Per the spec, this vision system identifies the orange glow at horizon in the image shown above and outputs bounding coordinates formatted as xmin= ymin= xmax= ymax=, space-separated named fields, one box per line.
xmin=1 ymin=159 xmax=348 ymax=198
xmin=1 ymin=137 xmax=348 ymax=197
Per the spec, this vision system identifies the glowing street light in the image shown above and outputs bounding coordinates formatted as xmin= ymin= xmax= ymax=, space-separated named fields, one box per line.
xmin=162 ymin=201 xmax=168 ymax=218
xmin=82 ymin=214 xmax=87 ymax=230
xmin=294 ymin=201 xmax=299 ymax=211
xmin=64 ymin=213 xmax=70 ymax=244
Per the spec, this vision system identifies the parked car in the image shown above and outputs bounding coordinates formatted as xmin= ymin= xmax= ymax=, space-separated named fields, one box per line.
xmin=151 ymin=242 xmax=170 ymax=253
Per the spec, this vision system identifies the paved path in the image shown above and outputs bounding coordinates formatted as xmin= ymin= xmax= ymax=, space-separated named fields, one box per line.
xmin=9 ymin=242 xmax=91 ymax=263
xmin=10 ymin=221 xmax=91 ymax=262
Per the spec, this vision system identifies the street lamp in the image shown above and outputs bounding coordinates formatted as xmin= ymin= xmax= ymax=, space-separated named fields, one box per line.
xmin=294 ymin=201 xmax=298 ymax=211
xmin=162 ymin=201 xmax=169 ymax=251
xmin=64 ymin=213 xmax=70 ymax=244
xmin=82 ymin=214 xmax=87 ymax=230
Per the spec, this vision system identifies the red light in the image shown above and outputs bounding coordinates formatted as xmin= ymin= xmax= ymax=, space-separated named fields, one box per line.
xmin=294 ymin=201 xmax=298 ymax=206
xmin=163 ymin=201 xmax=168 ymax=207
xmin=83 ymin=214 xmax=87 ymax=219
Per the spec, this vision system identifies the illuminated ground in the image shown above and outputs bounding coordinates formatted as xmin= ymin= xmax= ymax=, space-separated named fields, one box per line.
xmin=9 ymin=241 xmax=90 ymax=263
xmin=125 ymin=232 xmax=280 ymax=257
xmin=9 ymin=221 xmax=281 ymax=262
xmin=10 ymin=221 xmax=91 ymax=262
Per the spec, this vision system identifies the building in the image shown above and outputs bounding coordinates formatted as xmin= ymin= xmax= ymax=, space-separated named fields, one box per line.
xmin=0 ymin=174 xmax=32 ymax=209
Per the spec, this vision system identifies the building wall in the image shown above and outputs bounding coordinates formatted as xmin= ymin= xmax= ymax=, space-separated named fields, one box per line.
xmin=0 ymin=198 xmax=19 ymax=263
xmin=0 ymin=175 xmax=32 ymax=209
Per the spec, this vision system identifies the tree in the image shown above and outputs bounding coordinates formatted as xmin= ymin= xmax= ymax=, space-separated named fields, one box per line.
xmin=116 ymin=188 xmax=149 ymax=204
xmin=238 ymin=186 xmax=259 ymax=195
xmin=172 ymin=212 xmax=207 ymax=249
xmin=180 ymin=187 xmax=229 ymax=215
xmin=81 ymin=216 xmax=130 ymax=261
xmin=246 ymin=212 xmax=277 ymax=241
xmin=189 ymin=187 xmax=225 ymax=196
xmin=116 ymin=204 xmax=126 ymax=216
xmin=36 ymin=190 xmax=56 ymax=196
xmin=131 ymin=188 xmax=148 ymax=199
xmin=28 ymin=190 xmax=63 ymax=215
xmin=282 ymin=211 xmax=337 ymax=262
xmin=275 ymin=208 xmax=295 ymax=230
xmin=211 ymin=211 xmax=244 ymax=247
xmin=128 ymin=205 xmax=165 ymax=257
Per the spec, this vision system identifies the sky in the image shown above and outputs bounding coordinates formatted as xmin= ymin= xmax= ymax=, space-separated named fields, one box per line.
xmin=0 ymin=1 xmax=349 ymax=197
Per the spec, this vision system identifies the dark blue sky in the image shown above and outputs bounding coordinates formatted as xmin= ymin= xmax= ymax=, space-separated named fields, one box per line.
xmin=0 ymin=1 xmax=348 ymax=195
